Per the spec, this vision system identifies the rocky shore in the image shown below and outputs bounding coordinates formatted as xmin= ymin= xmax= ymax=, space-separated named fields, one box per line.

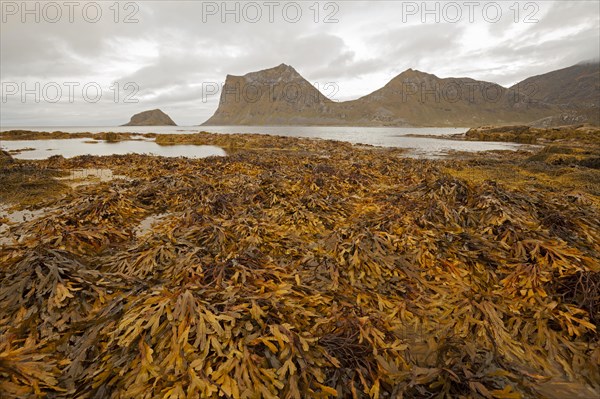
xmin=0 ymin=128 xmax=599 ymax=398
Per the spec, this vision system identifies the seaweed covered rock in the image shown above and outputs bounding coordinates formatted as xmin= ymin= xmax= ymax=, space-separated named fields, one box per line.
xmin=0 ymin=149 xmax=14 ymax=166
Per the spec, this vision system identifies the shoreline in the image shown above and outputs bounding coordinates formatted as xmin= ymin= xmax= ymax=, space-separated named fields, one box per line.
xmin=0 ymin=126 xmax=543 ymax=161
xmin=1 ymin=128 xmax=599 ymax=398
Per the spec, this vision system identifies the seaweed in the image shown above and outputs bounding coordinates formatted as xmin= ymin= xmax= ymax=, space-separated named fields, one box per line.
xmin=1 ymin=131 xmax=599 ymax=398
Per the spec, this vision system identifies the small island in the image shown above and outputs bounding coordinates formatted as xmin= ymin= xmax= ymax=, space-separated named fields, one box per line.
xmin=122 ymin=109 xmax=177 ymax=126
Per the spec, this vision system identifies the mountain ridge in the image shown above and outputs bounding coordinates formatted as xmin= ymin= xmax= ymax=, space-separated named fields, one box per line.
xmin=203 ymin=62 xmax=599 ymax=127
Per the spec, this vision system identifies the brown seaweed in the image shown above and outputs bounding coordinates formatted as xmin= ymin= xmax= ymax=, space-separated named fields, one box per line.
xmin=1 ymin=131 xmax=599 ymax=398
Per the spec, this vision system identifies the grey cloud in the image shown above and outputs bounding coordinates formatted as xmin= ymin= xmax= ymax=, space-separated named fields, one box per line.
xmin=1 ymin=0 xmax=598 ymax=125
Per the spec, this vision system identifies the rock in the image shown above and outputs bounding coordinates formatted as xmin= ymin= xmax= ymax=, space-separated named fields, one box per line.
xmin=528 ymin=112 xmax=589 ymax=128
xmin=0 ymin=150 xmax=14 ymax=166
xmin=122 ymin=109 xmax=177 ymax=126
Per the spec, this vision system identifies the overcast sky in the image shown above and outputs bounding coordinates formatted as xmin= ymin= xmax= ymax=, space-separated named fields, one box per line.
xmin=1 ymin=0 xmax=598 ymax=126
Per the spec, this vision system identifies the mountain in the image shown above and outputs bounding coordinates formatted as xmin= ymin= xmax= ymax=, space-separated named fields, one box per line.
xmin=511 ymin=62 xmax=600 ymax=126
xmin=512 ymin=62 xmax=599 ymax=107
xmin=203 ymin=63 xmax=599 ymax=127
xmin=122 ymin=109 xmax=177 ymax=126
xmin=351 ymin=69 xmax=555 ymax=126
xmin=203 ymin=64 xmax=342 ymax=125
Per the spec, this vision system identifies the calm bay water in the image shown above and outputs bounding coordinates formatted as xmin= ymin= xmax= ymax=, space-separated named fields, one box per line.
xmin=1 ymin=138 xmax=226 ymax=160
xmin=0 ymin=126 xmax=527 ymax=159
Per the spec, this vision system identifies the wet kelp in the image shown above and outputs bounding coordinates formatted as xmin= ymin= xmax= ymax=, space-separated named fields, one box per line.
xmin=1 ymin=134 xmax=599 ymax=398
xmin=0 ymin=151 xmax=70 ymax=207
xmin=463 ymin=125 xmax=600 ymax=145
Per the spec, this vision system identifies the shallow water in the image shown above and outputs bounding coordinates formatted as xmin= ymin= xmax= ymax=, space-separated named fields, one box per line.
xmin=0 ymin=138 xmax=227 ymax=160
xmin=1 ymin=126 xmax=528 ymax=158
xmin=135 ymin=213 xmax=170 ymax=237
xmin=1 ymin=125 xmax=467 ymax=137
xmin=0 ymin=205 xmax=51 ymax=245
